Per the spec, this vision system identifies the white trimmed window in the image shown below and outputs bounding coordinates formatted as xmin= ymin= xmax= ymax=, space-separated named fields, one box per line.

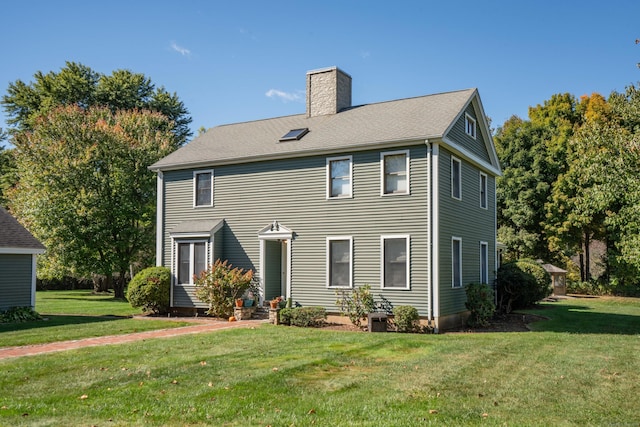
xmin=452 ymin=237 xmax=462 ymax=288
xmin=381 ymin=150 xmax=409 ymax=195
xmin=381 ymin=235 xmax=410 ymax=289
xmin=327 ymin=237 xmax=352 ymax=288
xmin=480 ymin=172 xmax=488 ymax=209
xmin=177 ymin=241 xmax=208 ymax=284
xmin=193 ymin=170 xmax=213 ymax=207
xmin=465 ymin=114 xmax=476 ymax=139
xmin=327 ymin=156 xmax=353 ymax=198
xmin=480 ymin=241 xmax=489 ymax=284
xmin=451 ymin=156 xmax=462 ymax=200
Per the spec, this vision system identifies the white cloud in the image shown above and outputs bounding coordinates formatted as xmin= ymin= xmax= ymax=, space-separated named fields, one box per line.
xmin=170 ymin=42 xmax=191 ymax=57
xmin=265 ymin=89 xmax=303 ymax=102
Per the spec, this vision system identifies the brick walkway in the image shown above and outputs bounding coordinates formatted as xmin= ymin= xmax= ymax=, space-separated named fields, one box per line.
xmin=0 ymin=318 xmax=268 ymax=360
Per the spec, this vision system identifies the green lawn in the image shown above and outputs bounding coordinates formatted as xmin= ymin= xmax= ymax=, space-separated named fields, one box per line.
xmin=0 ymin=296 xmax=639 ymax=426
xmin=0 ymin=290 xmax=191 ymax=347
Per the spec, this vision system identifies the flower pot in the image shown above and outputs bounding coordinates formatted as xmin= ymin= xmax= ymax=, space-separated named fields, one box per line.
xmin=243 ymin=299 xmax=254 ymax=307
xmin=235 ymin=299 xmax=243 ymax=307
xmin=269 ymin=301 xmax=278 ymax=309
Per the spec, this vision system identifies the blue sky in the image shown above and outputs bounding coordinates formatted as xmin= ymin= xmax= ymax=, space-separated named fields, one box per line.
xmin=1 ymin=0 xmax=639 ymax=141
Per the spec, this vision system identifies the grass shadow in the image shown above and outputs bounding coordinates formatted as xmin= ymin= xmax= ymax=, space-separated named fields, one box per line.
xmin=0 ymin=314 xmax=129 ymax=334
xmin=528 ymin=303 xmax=640 ymax=335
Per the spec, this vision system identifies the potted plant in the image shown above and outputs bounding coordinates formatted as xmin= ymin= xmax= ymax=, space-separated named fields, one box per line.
xmin=270 ymin=296 xmax=283 ymax=309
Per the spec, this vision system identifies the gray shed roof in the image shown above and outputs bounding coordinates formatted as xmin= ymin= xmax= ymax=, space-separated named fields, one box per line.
xmin=0 ymin=207 xmax=46 ymax=253
xmin=151 ymin=88 xmax=478 ymax=171
xmin=542 ymin=264 xmax=567 ymax=274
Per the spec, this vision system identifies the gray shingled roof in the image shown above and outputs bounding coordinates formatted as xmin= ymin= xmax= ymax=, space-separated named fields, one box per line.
xmin=151 ymin=89 xmax=476 ymax=171
xmin=0 ymin=207 xmax=46 ymax=252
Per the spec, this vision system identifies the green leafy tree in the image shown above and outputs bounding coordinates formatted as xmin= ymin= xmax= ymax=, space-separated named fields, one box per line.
xmin=9 ymin=106 xmax=179 ymax=298
xmin=546 ymin=90 xmax=640 ymax=289
xmin=0 ymin=129 xmax=16 ymax=208
xmin=495 ymin=94 xmax=581 ymax=262
xmin=2 ymin=61 xmax=192 ymax=144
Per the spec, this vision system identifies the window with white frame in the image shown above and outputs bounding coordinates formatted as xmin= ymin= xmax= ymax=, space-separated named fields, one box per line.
xmin=327 ymin=156 xmax=352 ymax=198
xmin=480 ymin=241 xmax=488 ymax=284
xmin=451 ymin=156 xmax=462 ymax=200
xmin=327 ymin=237 xmax=352 ymax=288
xmin=465 ymin=114 xmax=476 ymax=139
xmin=382 ymin=235 xmax=410 ymax=289
xmin=381 ymin=150 xmax=409 ymax=195
xmin=452 ymin=237 xmax=462 ymax=288
xmin=480 ymin=172 xmax=488 ymax=209
xmin=177 ymin=241 xmax=208 ymax=284
xmin=194 ymin=170 xmax=213 ymax=207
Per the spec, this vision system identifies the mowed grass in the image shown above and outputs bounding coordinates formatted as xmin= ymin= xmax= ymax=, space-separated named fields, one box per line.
xmin=0 ymin=296 xmax=639 ymax=426
xmin=0 ymin=290 xmax=191 ymax=347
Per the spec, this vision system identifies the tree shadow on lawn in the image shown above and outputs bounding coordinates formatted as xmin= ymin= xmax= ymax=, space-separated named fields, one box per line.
xmin=529 ymin=303 xmax=640 ymax=335
xmin=0 ymin=314 xmax=129 ymax=333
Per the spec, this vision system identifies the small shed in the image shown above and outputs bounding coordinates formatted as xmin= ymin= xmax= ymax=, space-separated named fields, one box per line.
xmin=0 ymin=207 xmax=46 ymax=311
xmin=542 ymin=263 xmax=567 ymax=296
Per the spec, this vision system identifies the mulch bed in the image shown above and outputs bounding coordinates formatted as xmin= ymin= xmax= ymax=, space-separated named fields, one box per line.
xmin=317 ymin=312 xmax=548 ymax=333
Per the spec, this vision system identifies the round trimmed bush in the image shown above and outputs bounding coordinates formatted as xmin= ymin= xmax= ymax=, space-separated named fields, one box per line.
xmin=497 ymin=259 xmax=551 ymax=313
xmin=126 ymin=267 xmax=171 ymax=314
xmin=465 ymin=282 xmax=496 ymax=327
xmin=394 ymin=305 xmax=420 ymax=332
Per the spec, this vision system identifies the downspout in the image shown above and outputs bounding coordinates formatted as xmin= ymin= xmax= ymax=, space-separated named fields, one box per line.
xmin=431 ymin=141 xmax=441 ymax=330
xmin=155 ymin=171 xmax=164 ymax=267
xmin=426 ymin=140 xmax=433 ymax=323
xmin=493 ymin=177 xmax=498 ymax=306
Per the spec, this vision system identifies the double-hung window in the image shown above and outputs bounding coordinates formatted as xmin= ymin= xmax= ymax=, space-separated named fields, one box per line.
xmin=465 ymin=113 xmax=476 ymax=139
xmin=381 ymin=150 xmax=409 ymax=195
xmin=480 ymin=172 xmax=488 ymax=209
xmin=177 ymin=241 xmax=208 ymax=284
xmin=382 ymin=235 xmax=410 ymax=289
xmin=451 ymin=156 xmax=462 ymax=200
xmin=480 ymin=241 xmax=488 ymax=284
xmin=327 ymin=156 xmax=352 ymax=198
xmin=327 ymin=237 xmax=352 ymax=288
xmin=452 ymin=237 xmax=462 ymax=288
xmin=194 ymin=170 xmax=213 ymax=207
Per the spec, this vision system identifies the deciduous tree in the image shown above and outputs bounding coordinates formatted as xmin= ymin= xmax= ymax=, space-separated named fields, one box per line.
xmin=9 ymin=106 xmax=179 ymax=298
xmin=2 ymin=62 xmax=192 ymax=144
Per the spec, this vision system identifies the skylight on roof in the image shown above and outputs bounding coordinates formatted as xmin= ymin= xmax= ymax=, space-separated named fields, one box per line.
xmin=279 ymin=128 xmax=309 ymax=142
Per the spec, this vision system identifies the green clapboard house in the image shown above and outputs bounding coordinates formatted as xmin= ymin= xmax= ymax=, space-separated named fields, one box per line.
xmin=150 ymin=67 xmax=501 ymax=330
xmin=0 ymin=207 xmax=46 ymax=311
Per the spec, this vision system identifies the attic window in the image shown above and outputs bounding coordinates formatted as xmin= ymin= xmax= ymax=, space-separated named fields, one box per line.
xmin=280 ymin=128 xmax=309 ymax=142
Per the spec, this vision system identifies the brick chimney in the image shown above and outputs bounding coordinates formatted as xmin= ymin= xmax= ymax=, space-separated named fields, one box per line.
xmin=306 ymin=67 xmax=352 ymax=118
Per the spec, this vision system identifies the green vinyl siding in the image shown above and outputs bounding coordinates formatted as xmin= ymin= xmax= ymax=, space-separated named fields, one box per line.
xmin=0 ymin=254 xmax=34 ymax=310
xmin=438 ymin=148 xmax=496 ymax=317
xmin=162 ymin=144 xmax=431 ymax=314
xmin=445 ymin=104 xmax=491 ymax=163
